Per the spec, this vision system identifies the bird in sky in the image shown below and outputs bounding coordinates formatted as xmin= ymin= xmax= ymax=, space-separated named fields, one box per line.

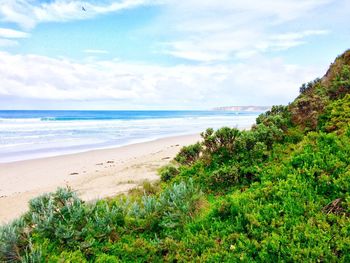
xmin=82 ymin=6 xmax=86 ymax=11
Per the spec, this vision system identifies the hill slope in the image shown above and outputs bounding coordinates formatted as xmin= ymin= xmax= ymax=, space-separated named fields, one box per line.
xmin=1 ymin=50 xmax=350 ymax=262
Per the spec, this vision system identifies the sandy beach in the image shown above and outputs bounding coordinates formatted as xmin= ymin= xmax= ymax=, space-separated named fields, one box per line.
xmin=0 ymin=134 xmax=201 ymax=225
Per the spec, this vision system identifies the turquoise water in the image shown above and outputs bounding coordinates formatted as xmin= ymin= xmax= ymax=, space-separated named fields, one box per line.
xmin=0 ymin=110 xmax=260 ymax=163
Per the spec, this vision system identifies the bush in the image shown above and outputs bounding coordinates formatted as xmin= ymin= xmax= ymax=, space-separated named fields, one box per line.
xmin=141 ymin=180 xmax=160 ymax=195
xmin=0 ymin=218 xmax=29 ymax=262
xmin=251 ymin=122 xmax=284 ymax=149
xmin=201 ymin=127 xmax=240 ymax=164
xmin=318 ymin=94 xmax=350 ymax=133
xmin=329 ymin=65 xmax=350 ymax=99
xmin=207 ymin=165 xmax=239 ymax=192
xmin=256 ymin=105 xmax=290 ymax=129
xmin=175 ymin=142 xmax=202 ymax=165
xmin=129 ymin=180 xmax=202 ymax=232
xmin=27 ymin=187 xmax=125 ymax=253
xmin=48 ymin=250 xmax=87 ymax=262
xmin=158 ymin=164 xmax=179 ymax=182
xmin=299 ymin=78 xmax=321 ymax=94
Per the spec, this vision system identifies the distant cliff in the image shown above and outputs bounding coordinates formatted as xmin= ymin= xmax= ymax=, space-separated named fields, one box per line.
xmin=213 ymin=105 xmax=271 ymax=112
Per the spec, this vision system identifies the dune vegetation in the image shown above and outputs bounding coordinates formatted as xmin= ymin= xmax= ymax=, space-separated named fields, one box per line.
xmin=1 ymin=50 xmax=350 ymax=262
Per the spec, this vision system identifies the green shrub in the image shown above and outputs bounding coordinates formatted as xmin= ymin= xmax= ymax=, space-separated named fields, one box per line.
xmin=318 ymin=94 xmax=350 ymax=133
xmin=329 ymin=65 xmax=350 ymax=99
xmin=158 ymin=179 xmax=202 ymax=229
xmin=95 ymin=254 xmax=120 ymax=263
xmin=200 ymin=127 xmax=240 ymax=164
xmin=0 ymin=218 xmax=29 ymax=262
xmin=207 ymin=165 xmax=239 ymax=192
xmin=27 ymin=187 xmax=125 ymax=253
xmin=256 ymin=105 xmax=291 ymax=130
xmin=251 ymin=122 xmax=284 ymax=149
xmin=141 ymin=180 xmax=160 ymax=195
xmin=175 ymin=142 xmax=202 ymax=165
xmin=128 ymin=180 xmax=202 ymax=233
xmin=158 ymin=164 xmax=179 ymax=182
xmin=298 ymin=78 xmax=321 ymax=95
xmin=48 ymin=250 xmax=87 ymax=262
xmin=27 ymin=187 xmax=88 ymax=248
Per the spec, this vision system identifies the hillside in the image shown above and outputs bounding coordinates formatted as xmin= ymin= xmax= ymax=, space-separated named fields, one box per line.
xmin=1 ymin=50 xmax=350 ymax=262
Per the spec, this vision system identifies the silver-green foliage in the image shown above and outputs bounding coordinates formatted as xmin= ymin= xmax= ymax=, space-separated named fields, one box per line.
xmin=0 ymin=218 xmax=28 ymax=262
xmin=129 ymin=180 xmax=202 ymax=230
xmin=28 ymin=187 xmax=125 ymax=249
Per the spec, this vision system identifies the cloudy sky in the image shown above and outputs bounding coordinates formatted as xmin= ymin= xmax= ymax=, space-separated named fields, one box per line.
xmin=0 ymin=0 xmax=349 ymax=110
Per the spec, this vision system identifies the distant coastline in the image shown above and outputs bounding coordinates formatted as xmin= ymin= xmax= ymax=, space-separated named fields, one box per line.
xmin=213 ymin=106 xmax=271 ymax=112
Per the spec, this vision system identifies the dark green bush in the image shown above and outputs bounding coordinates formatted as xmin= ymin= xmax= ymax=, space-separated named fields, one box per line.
xmin=175 ymin=142 xmax=202 ymax=165
xmin=200 ymin=127 xmax=240 ymax=164
xmin=329 ymin=65 xmax=350 ymax=99
xmin=318 ymin=93 xmax=350 ymax=133
xmin=158 ymin=164 xmax=179 ymax=182
xmin=207 ymin=165 xmax=239 ymax=192
xmin=256 ymin=105 xmax=291 ymax=129
xmin=299 ymin=78 xmax=321 ymax=94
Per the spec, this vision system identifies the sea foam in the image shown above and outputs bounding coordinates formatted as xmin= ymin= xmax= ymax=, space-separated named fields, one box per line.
xmin=0 ymin=111 xmax=259 ymax=163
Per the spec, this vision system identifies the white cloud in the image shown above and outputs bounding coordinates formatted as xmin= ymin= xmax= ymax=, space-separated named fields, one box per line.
xmin=0 ymin=28 xmax=29 ymax=38
xmin=0 ymin=51 xmax=325 ymax=109
xmin=155 ymin=0 xmax=333 ymax=61
xmin=0 ymin=38 xmax=18 ymax=47
xmin=0 ymin=27 xmax=29 ymax=47
xmin=161 ymin=29 xmax=329 ymax=62
xmin=256 ymin=30 xmax=329 ymax=52
xmin=0 ymin=0 xmax=344 ymax=109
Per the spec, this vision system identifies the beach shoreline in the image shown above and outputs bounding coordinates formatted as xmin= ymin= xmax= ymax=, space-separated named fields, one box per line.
xmin=0 ymin=133 xmax=201 ymax=225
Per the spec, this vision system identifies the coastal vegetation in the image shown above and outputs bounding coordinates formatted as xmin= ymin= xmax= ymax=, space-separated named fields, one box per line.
xmin=1 ymin=50 xmax=350 ymax=262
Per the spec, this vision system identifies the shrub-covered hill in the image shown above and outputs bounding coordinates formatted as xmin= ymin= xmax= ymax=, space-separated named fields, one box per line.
xmin=1 ymin=50 xmax=350 ymax=262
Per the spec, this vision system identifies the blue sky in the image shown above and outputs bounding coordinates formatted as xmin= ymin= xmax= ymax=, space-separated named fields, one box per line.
xmin=0 ymin=0 xmax=349 ymax=109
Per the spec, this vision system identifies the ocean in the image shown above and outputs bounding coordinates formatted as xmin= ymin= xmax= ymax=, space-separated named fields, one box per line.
xmin=0 ymin=110 xmax=260 ymax=163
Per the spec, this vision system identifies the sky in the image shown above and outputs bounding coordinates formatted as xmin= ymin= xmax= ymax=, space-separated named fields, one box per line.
xmin=0 ymin=0 xmax=349 ymax=110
